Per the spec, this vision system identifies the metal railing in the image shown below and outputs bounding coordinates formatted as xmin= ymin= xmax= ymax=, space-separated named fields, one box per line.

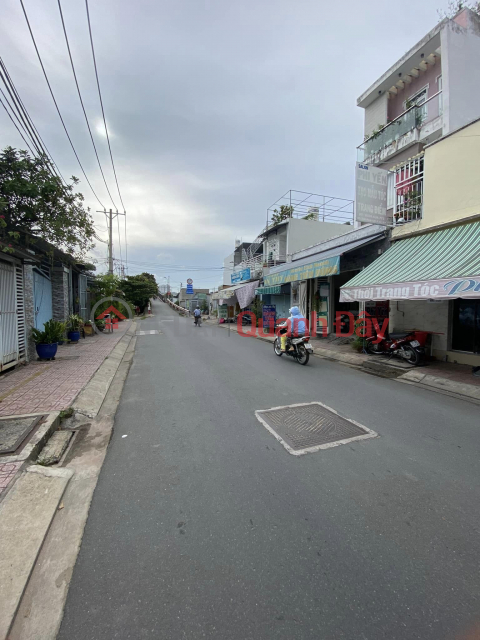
xmin=358 ymin=91 xmax=442 ymax=162
xmin=266 ymin=190 xmax=354 ymax=228
xmin=394 ymin=155 xmax=424 ymax=223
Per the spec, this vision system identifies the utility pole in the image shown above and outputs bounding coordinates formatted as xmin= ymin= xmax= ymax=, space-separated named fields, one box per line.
xmin=97 ymin=208 xmax=127 ymax=276
xmin=108 ymin=209 xmax=113 ymax=275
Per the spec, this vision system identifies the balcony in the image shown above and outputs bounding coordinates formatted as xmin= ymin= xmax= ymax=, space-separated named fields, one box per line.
xmin=358 ymin=91 xmax=442 ymax=165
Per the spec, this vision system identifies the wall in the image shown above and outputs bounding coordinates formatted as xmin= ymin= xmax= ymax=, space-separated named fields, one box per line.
xmin=286 ymin=219 xmax=351 ymax=255
xmin=393 ymin=117 xmax=480 ymax=239
xmin=23 ymin=264 xmax=36 ymax=362
xmin=389 ymin=299 xmax=449 ymax=356
xmin=441 ymin=11 xmax=480 ymax=135
xmin=387 ymin=62 xmax=441 ymax=121
xmin=51 ymin=266 xmax=70 ymax=322
xmin=223 ymin=252 xmax=234 ymax=286
xmin=364 ymin=93 xmax=388 ymax=138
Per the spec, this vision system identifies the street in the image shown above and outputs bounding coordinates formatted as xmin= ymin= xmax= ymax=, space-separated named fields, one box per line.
xmin=58 ymin=299 xmax=480 ymax=640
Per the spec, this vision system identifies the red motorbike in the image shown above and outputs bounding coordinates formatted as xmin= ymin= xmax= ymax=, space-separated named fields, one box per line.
xmin=365 ymin=328 xmax=426 ymax=366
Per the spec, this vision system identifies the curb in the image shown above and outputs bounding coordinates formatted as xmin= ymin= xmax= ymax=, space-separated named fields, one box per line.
xmin=6 ymin=321 xmax=138 ymax=640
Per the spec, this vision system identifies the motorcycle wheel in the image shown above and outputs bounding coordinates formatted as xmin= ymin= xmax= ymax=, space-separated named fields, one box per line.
xmin=273 ymin=338 xmax=283 ymax=357
xmin=296 ymin=344 xmax=310 ymax=365
xmin=366 ymin=340 xmax=383 ymax=355
xmin=402 ymin=345 xmax=420 ymax=365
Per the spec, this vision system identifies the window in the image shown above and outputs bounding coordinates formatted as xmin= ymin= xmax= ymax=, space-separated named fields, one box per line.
xmin=395 ymin=156 xmax=424 ymax=222
xmin=405 ymin=87 xmax=428 ymax=124
xmin=387 ymin=172 xmax=395 ymax=210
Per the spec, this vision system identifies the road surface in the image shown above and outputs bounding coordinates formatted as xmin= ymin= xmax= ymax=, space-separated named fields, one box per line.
xmin=59 ymin=300 xmax=480 ymax=640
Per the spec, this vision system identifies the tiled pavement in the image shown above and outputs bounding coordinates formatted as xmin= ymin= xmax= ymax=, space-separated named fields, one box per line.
xmin=0 ymin=462 xmax=23 ymax=494
xmin=0 ymin=321 xmax=131 ymax=416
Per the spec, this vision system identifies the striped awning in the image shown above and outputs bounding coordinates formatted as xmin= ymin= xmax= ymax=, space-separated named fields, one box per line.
xmin=340 ymin=221 xmax=480 ymax=302
xmin=255 ymin=286 xmax=282 ymax=295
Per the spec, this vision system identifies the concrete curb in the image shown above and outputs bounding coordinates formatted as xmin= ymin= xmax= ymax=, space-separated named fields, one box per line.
xmin=72 ymin=321 xmax=137 ymax=418
xmin=0 ymin=465 xmax=73 ymax=640
xmin=213 ymin=321 xmax=480 ymax=403
xmin=8 ymin=322 xmax=138 ymax=640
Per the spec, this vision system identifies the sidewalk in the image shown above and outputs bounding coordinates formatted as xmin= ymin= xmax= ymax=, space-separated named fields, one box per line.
xmin=203 ymin=318 xmax=480 ymax=402
xmin=0 ymin=322 xmax=131 ymax=417
xmin=0 ymin=321 xmax=132 ymax=498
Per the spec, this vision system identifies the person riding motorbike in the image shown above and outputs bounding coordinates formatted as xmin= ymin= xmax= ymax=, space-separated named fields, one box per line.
xmin=281 ymin=306 xmax=306 ymax=351
xmin=193 ymin=306 xmax=202 ymax=325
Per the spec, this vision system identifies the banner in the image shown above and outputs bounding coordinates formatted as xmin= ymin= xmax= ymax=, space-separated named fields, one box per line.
xmin=231 ymin=268 xmax=251 ymax=284
xmin=263 ymin=256 xmax=340 ymax=287
xmin=340 ymin=275 xmax=480 ymax=302
xmin=355 ymin=162 xmax=389 ymax=226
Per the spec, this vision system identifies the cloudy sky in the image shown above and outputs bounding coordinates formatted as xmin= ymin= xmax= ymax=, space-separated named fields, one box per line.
xmin=1 ymin=0 xmax=447 ymax=291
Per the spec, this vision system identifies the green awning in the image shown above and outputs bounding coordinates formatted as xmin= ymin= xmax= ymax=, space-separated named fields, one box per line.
xmin=255 ymin=286 xmax=282 ymax=295
xmin=340 ymin=221 xmax=480 ymax=302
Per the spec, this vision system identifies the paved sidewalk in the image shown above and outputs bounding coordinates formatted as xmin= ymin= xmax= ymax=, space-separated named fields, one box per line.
xmin=0 ymin=322 xmax=131 ymax=417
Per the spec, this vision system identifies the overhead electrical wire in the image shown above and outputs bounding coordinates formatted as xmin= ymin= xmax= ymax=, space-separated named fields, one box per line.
xmin=0 ymin=62 xmax=62 ymax=181
xmin=0 ymin=58 xmax=67 ymax=185
xmin=85 ymin=0 xmax=126 ymax=213
xmin=56 ymin=0 xmax=118 ymax=211
xmin=0 ymin=93 xmax=36 ymax=156
xmin=19 ymin=0 xmax=107 ymax=209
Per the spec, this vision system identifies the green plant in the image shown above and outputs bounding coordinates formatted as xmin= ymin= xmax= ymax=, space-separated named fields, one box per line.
xmin=95 ymin=318 xmax=105 ymax=328
xmin=31 ymin=319 xmax=65 ymax=344
xmin=67 ymin=314 xmax=83 ymax=331
xmin=0 ymin=147 xmax=95 ymax=257
xmin=59 ymin=407 xmax=74 ymax=420
xmin=270 ymin=205 xmax=294 ymax=227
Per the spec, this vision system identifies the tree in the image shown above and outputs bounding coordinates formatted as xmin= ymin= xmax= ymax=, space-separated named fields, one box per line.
xmin=120 ymin=273 xmax=159 ymax=310
xmin=0 ymin=147 xmax=95 ymax=257
xmin=438 ymin=0 xmax=480 ymax=18
xmin=270 ymin=205 xmax=294 ymax=227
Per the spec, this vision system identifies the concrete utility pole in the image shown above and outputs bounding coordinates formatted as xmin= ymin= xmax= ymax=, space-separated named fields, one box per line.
xmin=97 ymin=208 xmax=127 ymax=276
xmin=108 ymin=209 xmax=113 ymax=275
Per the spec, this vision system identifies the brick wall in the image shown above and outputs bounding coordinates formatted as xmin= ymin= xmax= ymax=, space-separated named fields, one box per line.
xmin=23 ymin=264 xmax=36 ymax=362
xmin=52 ymin=267 xmax=69 ymax=322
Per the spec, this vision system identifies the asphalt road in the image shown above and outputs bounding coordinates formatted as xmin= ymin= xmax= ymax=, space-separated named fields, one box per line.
xmin=59 ymin=300 xmax=480 ymax=640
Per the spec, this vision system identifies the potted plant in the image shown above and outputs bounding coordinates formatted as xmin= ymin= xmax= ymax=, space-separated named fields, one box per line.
xmin=83 ymin=320 xmax=94 ymax=336
xmin=67 ymin=314 xmax=83 ymax=343
xmin=56 ymin=321 xmax=67 ymax=344
xmin=95 ymin=318 xmax=106 ymax=332
xmin=31 ymin=320 xmax=65 ymax=360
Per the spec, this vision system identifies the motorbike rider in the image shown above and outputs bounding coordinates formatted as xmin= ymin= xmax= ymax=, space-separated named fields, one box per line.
xmin=193 ymin=305 xmax=202 ymax=325
xmin=281 ymin=306 xmax=306 ymax=351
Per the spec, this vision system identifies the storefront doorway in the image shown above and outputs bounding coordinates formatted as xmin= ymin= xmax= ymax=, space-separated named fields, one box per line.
xmin=452 ymin=299 xmax=480 ymax=354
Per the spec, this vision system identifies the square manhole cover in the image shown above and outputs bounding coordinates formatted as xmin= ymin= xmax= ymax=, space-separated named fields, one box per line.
xmin=0 ymin=415 xmax=44 ymax=454
xmin=255 ymin=402 xmax=377 ymax=456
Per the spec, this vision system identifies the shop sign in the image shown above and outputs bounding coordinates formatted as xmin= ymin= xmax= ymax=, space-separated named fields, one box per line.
xmin=262 ymin=305 xmax=276 ymax=329
xmin=231 ymin=268 xmax=251 ymax=284
xmin=264 ymin=256 xmax=340 ymax=287
xmin=355 ymin=162 xmax=389 ymax=226
xmin=340 ymin=276 xmax=480 ymax=302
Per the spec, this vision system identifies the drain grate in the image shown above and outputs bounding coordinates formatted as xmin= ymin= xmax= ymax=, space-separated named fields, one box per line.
xmin=0 ymin=415 xmax=44 ymax=454
xmin=255 ymin=402 xmax=377 ymax=456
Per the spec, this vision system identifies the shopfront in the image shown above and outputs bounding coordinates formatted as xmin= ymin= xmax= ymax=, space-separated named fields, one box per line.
xmin=264 ymin=230 xmax=388 ymax=337
xmin=340 ymin=221 xmax=480 ymax=364
xmin=255 ymin=284 xmax=291 ymax=323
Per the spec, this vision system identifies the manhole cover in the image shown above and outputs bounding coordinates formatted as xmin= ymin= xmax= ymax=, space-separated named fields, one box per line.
xmin=0 ymin=415 xmax=44 ymax=454
xmin=255 ymin=402 xmax=377 ymax=456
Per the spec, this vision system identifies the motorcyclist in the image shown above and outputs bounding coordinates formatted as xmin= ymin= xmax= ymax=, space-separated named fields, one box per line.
xmin=193 ymin=306 xmax=201 ymax=325
xmin=281 ymin=306 xmax=306 ymax=351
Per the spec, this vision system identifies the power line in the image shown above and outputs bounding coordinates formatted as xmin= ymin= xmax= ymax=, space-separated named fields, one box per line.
xmin=57 ymin=0 xmax=118 ymax=210
xmin=19 ymin=0 xmax=106 ymax=209
xmin=0 ymin=57 xmax=67 ymax=184
xmin=0 ymin=93 xmax=36 ymax=156
xmin=85 ymin=0 xmax=126 ymax=213
xmin=117 ymin=213 xmax=123 ymax=264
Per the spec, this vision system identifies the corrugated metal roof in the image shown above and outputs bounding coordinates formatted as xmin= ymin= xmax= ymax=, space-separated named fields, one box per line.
xmin=343 ymin=221 xmax=480 ymax=288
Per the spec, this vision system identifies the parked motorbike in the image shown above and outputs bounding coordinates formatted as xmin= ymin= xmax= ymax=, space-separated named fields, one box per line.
xmin=365 ymin=328 xmax=425 ymax=366
xmin=273 ymin=323 xmax=313 ymax=365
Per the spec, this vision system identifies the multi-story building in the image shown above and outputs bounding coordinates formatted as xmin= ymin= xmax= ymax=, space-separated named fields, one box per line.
xmin=342 ymin=8 xmax=480 ymax=365
xmin=358 ymin=7 xmax=480 ymax=225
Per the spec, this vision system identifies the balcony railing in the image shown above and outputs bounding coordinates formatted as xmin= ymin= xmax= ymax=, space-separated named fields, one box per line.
xmin=358 ymin=91 xmax=442 ymax=163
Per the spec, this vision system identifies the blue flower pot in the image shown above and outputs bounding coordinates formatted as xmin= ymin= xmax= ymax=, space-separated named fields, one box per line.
xmin=36 ymin=343 xmax=58 ymax=360
xmin=68 ymin=330 xmax=80 ymax=343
